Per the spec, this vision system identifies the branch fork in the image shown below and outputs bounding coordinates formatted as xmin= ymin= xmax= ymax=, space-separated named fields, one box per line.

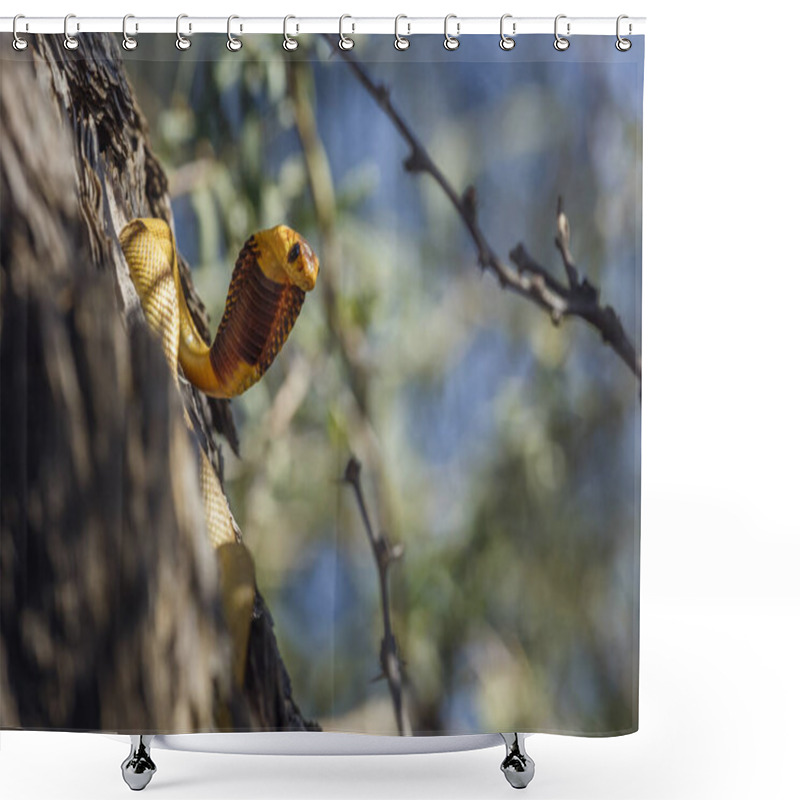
xmin=343 ymin=456 xmax=410 ymax=735
xmin=326 ymin=36 xmax=641 ymax=383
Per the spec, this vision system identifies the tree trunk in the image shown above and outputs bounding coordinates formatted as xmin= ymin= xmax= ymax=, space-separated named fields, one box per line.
xmin=0 ymin=33 xmax=315 ymax=733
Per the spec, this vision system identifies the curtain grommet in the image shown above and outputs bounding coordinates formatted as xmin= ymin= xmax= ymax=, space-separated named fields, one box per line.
xmin=339 ymin=14 xmax=355 ymax=50
xmin=499 ymin=14 xmax=516 ymax=51
xmin=554 ymin=14 xmax=570 ymax=51
xmin=175 ymin=14 xmax=191 ymax=51
xmin=12 ymin=14 xmax=29 ymax=51
xmin=616 ymin=15 xmax=632 ymax=51
xmin=122 ymin=14 xmax=138 ymax=51
xmin=394 ymin=15 xmax=410 ymax=51
xmin=283 ymin=15 xmax=299 ymax=51
xmin=227 ymin=15 xmax=242 ymax=52
xmin=444 ymin=14 xmax=460 ymax=51
xmin=64 ymin=13 xmax=79 ymax=51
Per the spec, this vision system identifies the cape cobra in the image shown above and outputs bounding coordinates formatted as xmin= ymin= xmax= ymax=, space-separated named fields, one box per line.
xmin=119 ymin=218 xmax=319 ymax=693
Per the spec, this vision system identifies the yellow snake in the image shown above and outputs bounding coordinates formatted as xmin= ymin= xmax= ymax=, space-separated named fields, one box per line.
xmin=119 ymin=218 xmax=318 ymax=690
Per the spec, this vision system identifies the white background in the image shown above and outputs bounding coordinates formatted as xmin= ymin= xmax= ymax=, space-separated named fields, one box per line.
xmin=2 ymin=1 xmax=799 ymax=798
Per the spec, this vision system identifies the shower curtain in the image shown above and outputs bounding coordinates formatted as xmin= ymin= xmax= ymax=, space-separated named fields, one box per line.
xmin=0 ymin=29 xmax=643 ymax=739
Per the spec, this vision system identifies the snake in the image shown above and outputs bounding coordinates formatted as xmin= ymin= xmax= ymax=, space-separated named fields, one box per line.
xmin=119 ymin=218 xmax=319 ymax=690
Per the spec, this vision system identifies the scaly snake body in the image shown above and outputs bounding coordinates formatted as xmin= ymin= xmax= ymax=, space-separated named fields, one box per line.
xmin=120 ymin=218 xmax=318 ymax=397
xmin=119 ymin=218 xmax=319 ymax=689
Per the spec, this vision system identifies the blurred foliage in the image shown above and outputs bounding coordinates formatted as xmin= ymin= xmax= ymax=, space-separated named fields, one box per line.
xmin=124 ymin=34 xmax=642 ymax=735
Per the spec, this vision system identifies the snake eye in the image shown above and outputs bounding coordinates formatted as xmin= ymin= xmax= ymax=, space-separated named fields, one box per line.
xmin=288 ymin=242 xmax=301 ymax=264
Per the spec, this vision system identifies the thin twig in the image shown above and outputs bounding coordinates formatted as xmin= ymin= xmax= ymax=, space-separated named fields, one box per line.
xmin=555 ymin=195 xmax=580 ymax=289
xmin=343 ymin=457 xmax=410 ymax=736
xmin=324 ymin=36 xmax=641 ymax=382
xmin=286 ymin=62 xmax=371 ymax=414
xmin=288 ymin=64 xmax=412 ymax=733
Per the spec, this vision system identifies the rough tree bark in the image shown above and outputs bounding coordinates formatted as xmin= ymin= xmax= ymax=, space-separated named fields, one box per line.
xmin=0 ymin=34 xmax=316 ymax=733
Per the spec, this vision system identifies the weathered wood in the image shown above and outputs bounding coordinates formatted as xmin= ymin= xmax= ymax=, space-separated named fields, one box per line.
xmin=1 ymin=34 xmax=315 ymax=732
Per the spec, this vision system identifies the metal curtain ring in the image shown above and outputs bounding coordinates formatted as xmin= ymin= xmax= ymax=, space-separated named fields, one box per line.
xmin=12 ymin=14 xmax=28 ymax=51
xmin=227 ymin=15 xmax=242 ymax=51
xmin=176 ymin=14 xmax=191 ymax=50
xmin=616 ymin=14 xmax=632 ymax=51
xmin=499 ymin=14 xmax=516 ymax=50
xmin=339 ymin=14 xmax=355 ymax=50
xmin=122 ymin=14 xmax=138 ymax=51
xmin=554 ymin=14 xmax=570 ymax=51
xmin=444 ymin=14 xmax=460 ymax=51
xmin=283 ymin=15 xmax=298 ymax=51
xmin=64 ymin=14 xmax=79 ymax=50
xmin=394 ymin=15 xmax=410 ymax=50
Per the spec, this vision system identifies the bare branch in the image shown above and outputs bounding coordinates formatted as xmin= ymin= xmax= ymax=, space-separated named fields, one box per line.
xmin=343 ymin=457 xmax=410 ymax=736
xmin=324 ymin=36 xmax=641 ymax=383
xmin=509 ymin=242 xmax=642 ymax=379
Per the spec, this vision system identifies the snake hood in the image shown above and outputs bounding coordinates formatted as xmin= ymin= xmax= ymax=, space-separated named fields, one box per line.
xmin=120 ymin=218 xmax=319 ymax=398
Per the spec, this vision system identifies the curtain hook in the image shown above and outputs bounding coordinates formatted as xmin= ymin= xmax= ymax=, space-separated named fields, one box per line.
xmin=394 ymin=15 xmax=410 ymax=51
xmin=227 ymin=15 xmax=242 ymax=51
xmin=616 ymin=14 xmax=632 ymax=51
xmin=443 ymin=14 xmax=460 ymax=51
xmin=122 ymin=14 xmax=138 ymax=51
xmin=339 ymin=14 xmax=355 ymax=50
xmin=500 ymin=14 xmax=516 ymax=51
xmin=64 ymin=13 xmax=79 ymax=51
xmin=283 ymin=15 xmax=298 ymax=51
xmin=554 ymin=14 xmax=570 ymax=51
xmin=12 ymin=14 xmax=28 ymax=51
xmin=175 ymin=14 xmax=191 ymax=50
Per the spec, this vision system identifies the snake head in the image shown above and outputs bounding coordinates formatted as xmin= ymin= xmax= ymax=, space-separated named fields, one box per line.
xmin=254 ymin=225 xmax=319 ymax=293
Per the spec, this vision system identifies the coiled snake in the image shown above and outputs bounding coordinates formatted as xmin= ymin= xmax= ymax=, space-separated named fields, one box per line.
xmin=119 ymin=218 xmax=319 ymax=690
